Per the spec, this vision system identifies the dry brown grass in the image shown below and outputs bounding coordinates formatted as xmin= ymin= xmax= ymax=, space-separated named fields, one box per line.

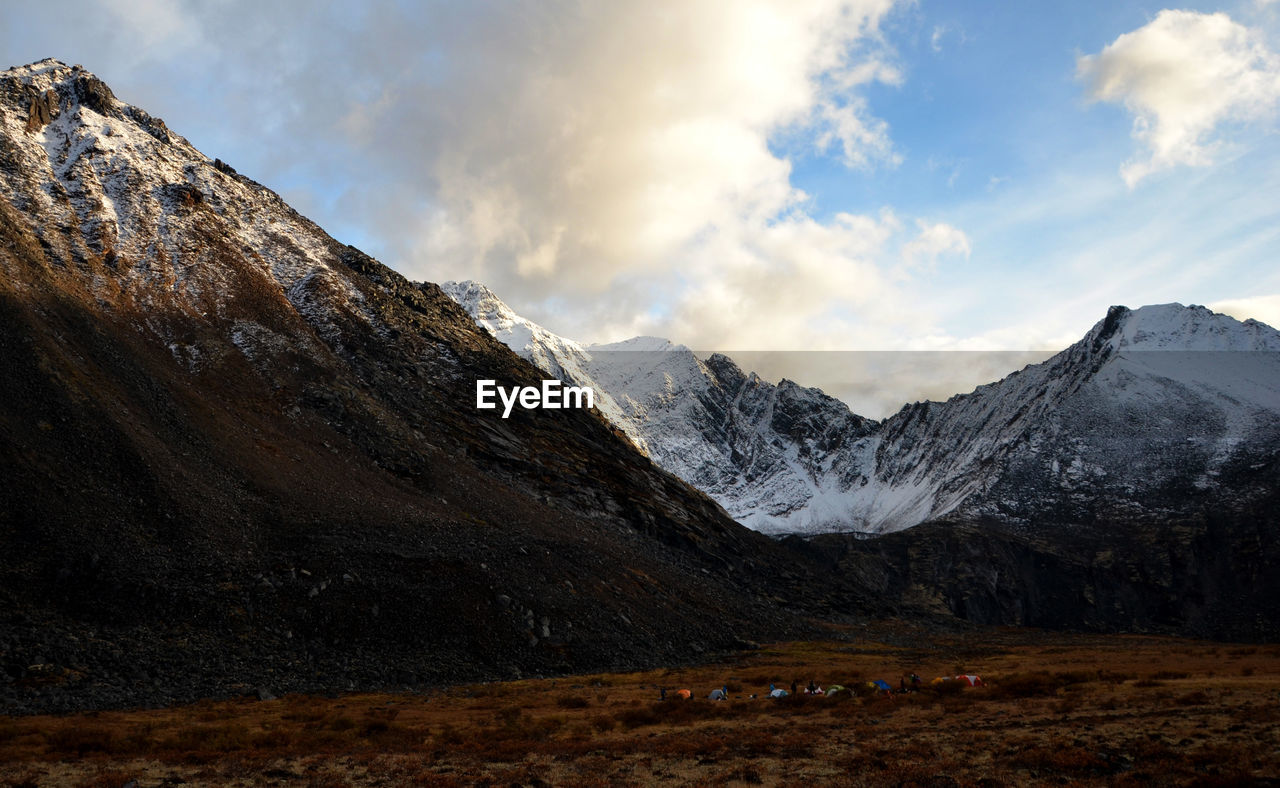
xmin=3 ymin=627 xmax=1279 ymax=786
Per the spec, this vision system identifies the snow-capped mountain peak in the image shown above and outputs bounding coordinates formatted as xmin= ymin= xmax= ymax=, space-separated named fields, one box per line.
xmin=440 ymin=280 xmax=652 ymax=453
xmin=448 ymin=285 xmax=1280 ymax=537
xmin=440 ymin=280 xmax=590 ymax=366
xmin=590 ymin=335 xmax=687 ymax=353
xmin=444 ymin=282 xmax=884 ymax=533
xmin=1092 ymin=303 xmax=1280 ymax=352
xmin=0 ymin=58 xmax=368 ymax=348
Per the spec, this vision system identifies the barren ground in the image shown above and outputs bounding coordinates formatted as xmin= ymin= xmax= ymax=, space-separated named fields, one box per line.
xmin=3 ymin=625 xmax=1278 ymax=787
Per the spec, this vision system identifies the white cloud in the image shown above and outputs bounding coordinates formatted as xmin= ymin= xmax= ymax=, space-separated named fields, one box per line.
xmin=516 ymin=225 xmax=566 ymax=278
xmin=928 ymin=23 xmax=966 ymax=54
xmin=649 ymin=210 xmax=909 ymax=351
xmin=1210 ymin=294 xmax=1280 ymax=329
xmin=815 ymin=96 xmax=902 ymax=169
xmin=26 ymin=0 xmax=975 ymax=356
xmin=393 ymin=1 xmax=906 ymax=294
xmin=901 ymin=220 xmax=970 ymax=271
xmin=1077 ymin=9 xmax=1280 ymax=186
xmin=334 ymin=0 xmax=946 ymax=351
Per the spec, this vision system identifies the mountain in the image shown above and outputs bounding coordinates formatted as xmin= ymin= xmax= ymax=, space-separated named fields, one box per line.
xmin=440 ymin=280 xmax=653 ymax=454
xmin=821 ymin=303 xmax=1280 ymax=640
xmin=0 ymin=60 xmax=863 ymax=712
xmin=859 ymin=303 xmax=1280 ymax=531
xmin=2 ymin=56 xmax=1276 ymax=712
xmin=446 ymin=286 xmax=1280 ymax=640
xmin=445 ymin=283 xmax=1280 ymax=539
xmin=442 ymin=280 xmax=879 ymax=534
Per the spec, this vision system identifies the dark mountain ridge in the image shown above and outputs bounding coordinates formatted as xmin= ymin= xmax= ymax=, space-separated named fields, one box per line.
xmin=0 ymin=59 xmax=871 ymax=713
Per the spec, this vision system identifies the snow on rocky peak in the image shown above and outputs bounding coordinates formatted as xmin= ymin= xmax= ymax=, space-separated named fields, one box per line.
xmin=852 ymin=302 xmax=1280 ymax=532
xmin=448 ymin=285 xmax=1280 ymax=537
xmin=444 ymin=280 xmax=880 ymax=533
xmin=440 ymin=280 xmax=592 ymax=379
xmin=0 ymin=59 xmax=369 ymax=366
xmin=440 ymin=281 xmax=651 ymax=454
xmin=1095 ymin=304 xmax=1280 ymax=352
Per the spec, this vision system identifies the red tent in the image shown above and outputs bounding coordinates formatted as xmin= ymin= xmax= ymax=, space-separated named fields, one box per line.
xmin=955 ymin=674 xmax=984 ymax=687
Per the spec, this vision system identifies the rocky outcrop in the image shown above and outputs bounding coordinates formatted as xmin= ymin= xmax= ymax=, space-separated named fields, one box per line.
xmin=24 ymin=88 xmax=57 ymax=132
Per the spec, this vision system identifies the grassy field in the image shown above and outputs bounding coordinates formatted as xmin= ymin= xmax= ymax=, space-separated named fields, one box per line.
xmin=2 ymin=626 xmax=1278 ymax=787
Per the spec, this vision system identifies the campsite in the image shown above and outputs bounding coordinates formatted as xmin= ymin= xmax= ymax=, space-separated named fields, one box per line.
xmin=2 ymin=625 xmax=1277 ymax=786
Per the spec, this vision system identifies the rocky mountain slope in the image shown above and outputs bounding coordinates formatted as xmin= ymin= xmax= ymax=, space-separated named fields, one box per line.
xmin=0 ymin=60 xmax=872 ymax=713
xmin=442 ymin=280 xmax=880 ymax=534
xmin=797 ymin=474 xmax=1280 ymax=641
xmin=859 ymin=304 xmax=1280 ymax=532
xmin=446 ymin=283 xmax=1280 ymax=539
xmin=831 ymin=304 xmax=1280 ymax=640
xmin=444 ymin=286 xmax=1280 ymax=641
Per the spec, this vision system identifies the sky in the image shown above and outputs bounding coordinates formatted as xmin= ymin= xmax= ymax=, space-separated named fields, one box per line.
xmin=5 ymin=1 xmax=1280 ymax=416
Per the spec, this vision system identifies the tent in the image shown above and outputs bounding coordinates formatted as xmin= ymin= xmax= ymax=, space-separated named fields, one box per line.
xmin=708 ymin=688 xmax=727 ymax=701
xmin=769 ymin=688 xmax=788 ymax=698
xmin=676 ymin=688 xmax=692 ymax=700
xmin=929 ymin=677 xmax=950 ymax=686
xmin=824 ymin=684 xmax=849 ymax=696
xmin=955 ymin=674 xmax=984 ymax=687
xmin=871 ymin=679 xmax=892 ymax=692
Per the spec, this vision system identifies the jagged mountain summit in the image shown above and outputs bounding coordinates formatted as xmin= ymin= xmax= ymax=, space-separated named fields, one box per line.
xmin=815 ymin=303 xmax=1280 ymax=639
xmin=865 ymin=303 xmax=1280 ymax=530
xmin=0 ymin=60 xmax=860 ymax=712
xmin=442 ymin=280 xmax=879 ymax=533
xmin=446 ymin=283 xmax=1280 ymax=536
xmin=441 ymin=280 xmax=652 ymax=453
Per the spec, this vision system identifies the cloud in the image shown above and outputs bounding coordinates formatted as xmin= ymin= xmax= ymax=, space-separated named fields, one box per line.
xmin=1210 ymin=294 xmax=1280 ymax=329
xmin=650 ymin=210 xmax=907 ymax=351
xmin=1077 ymin=9 xmax=1280 ymax=186
xmin=928 ymin=23 xmax=965 ymax=53
xmin=314 ymin=0 xmax=944 ymax=351
xmin=11 ymin=0 xmax=976 ymax=356
xmin=379 ymin=1 xmax=907 ymax=301
xmin=901 ymin=220 xmax=970 ymax=271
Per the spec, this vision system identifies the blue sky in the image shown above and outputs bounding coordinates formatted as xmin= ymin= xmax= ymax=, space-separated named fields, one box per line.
xmin=4 ymin=1 xmax=1280 ymax=412
xmin=780 ymin=0 xmax=1280 ymax=346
